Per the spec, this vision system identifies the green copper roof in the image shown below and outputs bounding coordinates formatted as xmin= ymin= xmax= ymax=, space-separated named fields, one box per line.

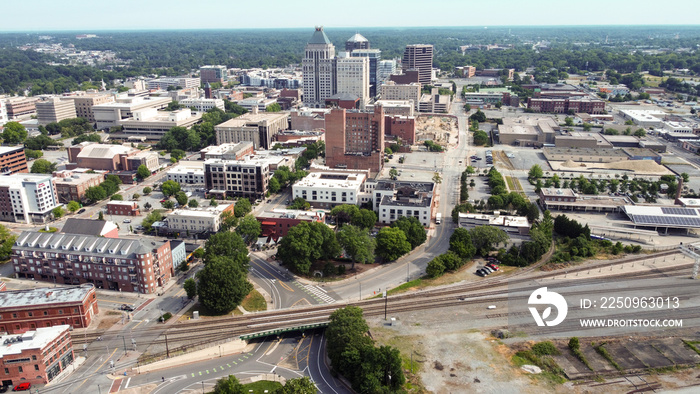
xmin=308 ymin=27 xmax=331 ymax=45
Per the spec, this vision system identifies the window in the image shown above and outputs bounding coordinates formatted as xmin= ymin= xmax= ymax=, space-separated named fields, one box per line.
xmin=18 ymin=366 xmax=23 ymax=373
xmin=32 ymin=355 xmax=37 ymax=361
xmin=35 ymin=364 xmax=39 ymax=371
xmin=58 ymin=309 xmax=63 ymax=315
xmin=44 ymin=311 xmax=48 ymax=316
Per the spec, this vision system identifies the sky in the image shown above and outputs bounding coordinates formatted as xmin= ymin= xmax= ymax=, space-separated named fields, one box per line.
xmin=3 ymin=0 xmax=700 ymax=32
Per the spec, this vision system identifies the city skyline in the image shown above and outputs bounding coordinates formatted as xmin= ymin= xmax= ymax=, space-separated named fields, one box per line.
xmin=2 ymin=0 xmax=700 ymax=32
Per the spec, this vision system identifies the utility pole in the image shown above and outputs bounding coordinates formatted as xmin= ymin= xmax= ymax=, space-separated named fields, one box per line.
xmin=122 ymin=336 xmax=128 ymax=356
xmin=383 ymin=290 xmax=388 ymax=320
xmin=165 ymin=334 xmax=170 ymax=358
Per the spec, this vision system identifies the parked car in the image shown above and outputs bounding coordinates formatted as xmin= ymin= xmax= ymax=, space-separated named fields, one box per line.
xmin=77 ymin=208 xmax=86 ymax=214
xmin=120 ymin=304 xmax=135 ymax=312
xmin=0 ymin=385 xmax=8 ymax=393
xmin=160 ymin=199 xmax=168 ymax=203
xmin=123 ymin=219 xmax=131 ymax=224
xmin=486 ymin=264 xmax=500 ymax=271
xmin=476 ymin=270 xmax=486 ymax=277
xmin=12 ymin=383 xmax=31 ymax=392
xmin=482 ymin=266 xmax=494 ymax=274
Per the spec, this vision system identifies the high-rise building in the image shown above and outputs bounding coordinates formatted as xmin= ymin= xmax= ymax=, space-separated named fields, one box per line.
xmin=302 ymin=27 xmax=337 ymax=108
xmin=350 ymin=49 xmax=381 ymax=98
xmin=325 ymin=106 xmax=385 ymax=175
xmin=336 ymin=55 xmax=370 ymax=106
xmin=381 ymin=81 xmax=421 ymax=110
xmin=402 ymin=44 xmax=434 ymax=86
xmin=377 ymin=59 xmax=398 ymax=86
xmin=0 ymin=174 xmax=60 ymax=224
xmin=345 ymin=33 xmax=370 ymax=52
xmin=36 ymin=97 xmax=77 ymax=126
xmin=0 ymin=99 xmax=8 ymax=126
xmin=200 ymin=65 xmax=228 ymax=84
xmin=61 ymin=93 xmax=115 ymax=123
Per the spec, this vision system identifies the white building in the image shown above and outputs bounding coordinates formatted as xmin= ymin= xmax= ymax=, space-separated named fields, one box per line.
xmin=618 ymin=109 xmax=665 ymax=128
xmin=166 ymin=204 xmax=233 ymax=234
xmin=302 ymin=27 xmax=337 ymax=108
xmin=373 ymin=180 xmax=434 ymax=227
xmin=292 ymin=171 xmax=368 ymax=208
xmin=146 ymin=77 xmax=200 ymax=90
xmin=336 ymin=55 xmax=370 ymax=107
xmin=0 ymin=175 xmax=61 ymax=224
xmin=662 ymin=121 xmax=695 ymax=134
xmin=179 ymin=98 xmax=225 ymax=112
xmin=377 ymin=59 xmax=398 ymax=85
xmin=236 ymin=97 xmax=278 ymax=112
xmin=92 ymin=95 xmax=172 ymax=130
xmin=0 ymin=98 xmax=8 ymax=126
xmin=116 ymin=108 xmax=202 ymax=140
xmin=167 ymin=162 xmax=205 ymax=185
xmin=458 ymin=212 xmax=530 ymax=235
xmin=381 ymin=81 xmax=421 ymax=110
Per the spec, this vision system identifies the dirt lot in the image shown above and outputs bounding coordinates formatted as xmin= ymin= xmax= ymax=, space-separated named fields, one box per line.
xmin=416 ymin=116 xmax=458 ymax=145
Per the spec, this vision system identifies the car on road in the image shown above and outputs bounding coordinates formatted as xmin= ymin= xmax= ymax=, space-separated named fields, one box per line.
xmin=476 ymin=157 xmax=482 ymax=160
xmin=12 ymin=383 xmax=31 ymax=391
xmin=267 ymin=199 xmax=271 ymax=203
xmin=77 ymin=208 xmax=86 ymax=214
xmin=160 ymin=199 xmax=168 ymax=203
xmin=471 ymin=159 xmax=477 ymax=163
xmin=120 ymin=304 xmax=135 ymax=312
xmin=123 ymin=219 xmax=131 ymax=223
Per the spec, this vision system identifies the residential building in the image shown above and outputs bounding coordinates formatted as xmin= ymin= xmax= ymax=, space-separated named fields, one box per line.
xmin=402 ymin=45 xmax=433 ymax=85
xmin=5 ymin=97 xmax=38 ymax=119
xmin=0 ymin=325 xmax=74 ymax=386
xmin=458 ymin=212 xmax=530 ymax=236
xmin=200 ymin=142 xmax=255 ymax=161
xmin=52 ymin=170 xmax=104 ymax=203
xmin=0 ymin=147 xmax=28 ymax=175
xmin=215 ymin=110 xmax=288 ymax=149
xmin=35 ymin=98 xmax=77 ymax=126
xmin=165 ymin=204 xmax=234 ymax=235
xmin=0 ymin=175 xmax=60 ymax=224
xmin=61 ymin=93 xmax=115 ymax=123
xmin=92 ymin=96 xmax=171 ymax=130
xmin=146 ymin=77 xmax=200 ymax=90
xmin=12 ymin=231 xmax=174 ymax=293
xmin=106 ymin=201 xmax=140 ymax=216
xmin=61 ymin=218 xmax=119 ymax=238
xmin=257 ymin=209 xmax=326 ymax=239
xmin=345 ymin=33 xmax=370 ymax=52
xmin=169 ymin=240 xmax=187 ymax=267
xmin=302 ymin=27 xmax=337 ymax=107
xmin=373 ymin=181 xmax=435 ymax=227
xmin=204 ymin=158 xmax=271 ymax=200
xmin=325 ymin=106 xmax=385 ymax=176
xmin=117 ymin=108 xmax=202 ymax=140
xmin=0 ymin=284 xmax=98 ymax=334
xmin=350 ymin=48 xmax=381 ymax=97
xmin=167 ymin=162 xmax=205 ymax=185
xmin=292 ymin=170 xmax=368 ymax=208
xmin=200 ymin=65 xmax=228 ymax=84
xmin=179 ymin=98 xmax=225 ymax=112
xmin=336 ymin=55 xmax=370 ymax=106
xmin=380 ymin=82 xmax=421 ymax=110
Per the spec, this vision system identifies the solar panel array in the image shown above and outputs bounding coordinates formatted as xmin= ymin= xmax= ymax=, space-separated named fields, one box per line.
xmin=629 ymin=214 xmax=700 ymax=227
xmin=660 ymin=207 xmax=699 ymax=216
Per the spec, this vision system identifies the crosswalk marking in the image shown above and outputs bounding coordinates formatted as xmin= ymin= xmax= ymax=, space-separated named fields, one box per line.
xmin=302 ymin=284 xmax=336 ymax=304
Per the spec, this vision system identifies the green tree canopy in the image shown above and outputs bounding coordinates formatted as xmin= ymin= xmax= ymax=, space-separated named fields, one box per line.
xmin=184 ymin=278 xmax=197 ymax=300
xmin=376 ymin=227 xmax=411 ymax=262
xmin=212 ymin=374 xmax=245 ymax=394
xmin=30 ymin=159 xmax=57 ymax=174
xmin=277 ymin=221 xmax=323 ymax=274
xmin=330 ymin=204 xmax=360 ymax=226
xmin=175 ymin=191 xmax=188 ymax=206
xmin=528 ymin=164 xmax=544 ymax=180
xmin=391 ymin=216 xmax=427 ymax=249
xmin=274 ymin=377 xmax=316 ymax=394
xmin=449 ymin=228 xmax=476 ymax=259
xmin=288 ymin=197 xmax=310 ymax=210
xmin=234 ymin=198 xmax=252 ymax=218
xmin=203 ymin=231 xmax=250 ymax=268
xmin=136 ymin=164 xmax=150 ymax=179
xmin=469 ymin=225 xmax=509 ymax=256
xmin=188 ymin=199 xmax=198 ymax=208
xmin=66 ymin=201 xmax=80 ymax=212
xmin=197 ymin=255 xmax=253 ymax=314
xmin=337 ymin=225 xmax=375 ymax=269
xmin=142 ymin=186 xmax=152 ymax=195
xmin=2 ymin=122 xmax=28 ymax=145
xmin=235 ymin=214 xmax=262 ymax=244
xmin=161 ymin=180 xmax=181 ymax=197
xmin=85 ymin=186 xmax=108 ymax=203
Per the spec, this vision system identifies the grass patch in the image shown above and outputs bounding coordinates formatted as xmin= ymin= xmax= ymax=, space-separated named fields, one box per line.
xmin=568 ymin=337 xmax=593 ymax=371
xmin=592 ymin=342 xmax=622 ymax=371
xmin=39 ymin=227 xmax=58 ymax=233
xmin=242 ymin=380 xmax=283 ymax=392
xmin=241 ymin=289 xmax=267 ymax=312
xmin=178 ymin=302 xmax=242 ymax=321
xmin=682 ymin=340 xmax=700 ymax=356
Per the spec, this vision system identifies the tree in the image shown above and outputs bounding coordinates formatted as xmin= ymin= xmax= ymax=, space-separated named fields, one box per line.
xmin=212 ymin=375 xmax=245 ymax=394
xmin=391 ymin=216 xmax=426 ymax=249
xmin=2 ymin=122 xmax=28 ymax=144
xmin=426 ymin=257 xmax=445 ymax=278
xmin=234 ymin=198 xmax=252 ymax=217
xmin=142 ymin=186 xmax=152 ymax=195
xmin=528 ymin=164 xmax=544 ymax=180
xmin=210 ymin=198 xmax=218 ymax=207
xmin=219 ymin=211 xmax=238 ymax=232
xmin=236 ymin=214 xmax=262 ymax=244
xmin=203 ymin=232 xmax=250 ymax=268
xmin=144 ymin=202 xmax=152 ymax=211
xmin=389 ymin=168 xmax=398 ymax=180
xmin=197 ymin=255 xmax=252 ymax=314
xmin=326 ymin=306 xmax=372 ymax=374
xmin=449 ymin=228 xmax=476 ymax=259
xmin=277 ymin=221 xmax=323 ymax=274
xmin=432 ymin=172 xmax=442 ymax=185
xmin=85 ymin=186 xmax=107 ymax=203
xmin=25 ymin=149 xmax=43 ymax=160
xmin=132 ymin=193 xmax=140 ymax=200
xmin=330 ymin=204 xmax=360 ymax=226
xmin=161 ymin=200 xmax=175 ymax=209
xmin=30 ymin=159 xmax=57 ymax=174
xmin=564 ymin=116 xmax=574 ymax=126
xmin=161 ymin=180 xmax=181 ymax=197
xmin=67 ymin=201 xmax=80 ymax=213
xmin=469 ymin=109 xmax=486 ymax=122
xmin=72 ymin=133 xmax=102 ymax=144
xmin=188 ymin=199 xmax=199 ymax=208
xmin=466 ymin=165 xmax=475 ymax=175
xmin=268 ymin=177 xmax=281 ymax=193
xmin=175 ymin=191 xmax=188 ymax=206
xmin=184 ymin=278 xmax=197 ymax=300
xmin=337 ymin=225 xmax=375 ymax=269
xmin=136 ymin=164 xmax=151 ymax=180
xmin=469 ymin=179 xmax=476 ymax=188
xmin=351 ymin=209 xmax=377 ymax=230
xmin=288 ymin=197 xmax=310 ymax=210
xmin=376 ymin=227 xmax=411 ymax=262
xmin=52 ymin=206 xmax=65 ymax=219
xmin=470 ymin=225 xmax=509 ymax=256
xmin=473 ymin=130 xmax=489 ymax=146
xmin=266 ymin=103 xmax=282 ymax=112
xmin=275 ymin=377 xmax=316 ymax=394
xmin=110 ymin=194 xmax=124 ymax=201
xmin=97 ymin=211 xmax=105 ymax=221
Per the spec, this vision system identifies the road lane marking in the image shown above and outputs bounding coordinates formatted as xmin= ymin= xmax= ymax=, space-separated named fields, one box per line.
xmin=94 ymin=348 xmax=118 ymax=372
xmin=251 ymin=260 xmax=294 ymax=292
xmin=125 ymin=377 xmax=131 ymax=389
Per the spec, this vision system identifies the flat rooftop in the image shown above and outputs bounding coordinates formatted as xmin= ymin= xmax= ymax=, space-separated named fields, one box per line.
xmin=0 ymin=146 xmax=24 ymax=155
xmin=458 ymin=212 xmax=530 ymax=228
xmin=376 ymin=180 xmax=434 ymax=193
xmin=623 ymin=205 xmax=700 ymax=228
xmin=257 ymin=209 xmax=325 ymax=221
xmin=295 ymin=171 xmax=366 ymax=189
xmin=544 ymin=147 xmax=629 ymax=157
xmin=540 ymin=188 xmax=577 ymax=197
xmin=0 ymin=284 xmax=94 ymax=308
xmin=216 ymin=112 xmax=287 ymax=128
xmin=0 ymin=325 xmax=71 ymax=357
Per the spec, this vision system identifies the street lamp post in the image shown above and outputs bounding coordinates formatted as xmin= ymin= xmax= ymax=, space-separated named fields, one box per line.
xmin=201 ymin=381 xmax=205 ymax=394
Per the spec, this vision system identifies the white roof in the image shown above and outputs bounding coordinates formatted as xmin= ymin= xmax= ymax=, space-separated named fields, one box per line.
xmin=77 ymin=143 xmax=134 ymax=159
xmin=0 ymin=325 xmax=70 ymax=358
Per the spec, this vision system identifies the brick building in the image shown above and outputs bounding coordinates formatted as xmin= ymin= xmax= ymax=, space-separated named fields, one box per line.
xmin=12 ymin=231 xmax=174 ymax=294
xmin=52 ymin=170 xmax=104 ymax=204
xmin=0 ymin=325 xmax=74 ymax=387
xmin=0 ymin=147 xmax=28 ymax=175
xmin=67 ymin=143 xmax=159 ymax=173
xmin=527 ymin=97 xmax=605 ymax=114
xmin=61 ymin=218 xmax=119 ymax=238
xmin=257 ymin=209 xmax=325 ymax=240
xmin=0 ymin=285 xmax=98 ymax=334
xmin=325 ymin=106 xmax=385 ymax=176
xmin=106 ymin=201 xmax=140 ymax=216
xmin=385 ymin=115 xmax=416 ymax=145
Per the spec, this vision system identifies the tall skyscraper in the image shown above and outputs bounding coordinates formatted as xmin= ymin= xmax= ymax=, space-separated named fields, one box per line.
xmin=345 ymin=33 xmax=370 ymax=52
xmin=402 ymin=44 xmax=433 ymax=86
xmin=302 ymin=27 xmax=337 ymax=108
xmin=350 ymin=49 xmax=381 ymax=98
xmin=336 ymin=54 xmax=370 ymax=106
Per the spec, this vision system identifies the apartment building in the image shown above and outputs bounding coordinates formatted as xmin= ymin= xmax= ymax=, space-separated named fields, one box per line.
xmin=335 ymin=55 xmax=370 ymax=107
xmin=12 ymin=231 xmax=174 ymax=293
xmin=526 ymin=97 xmax=605 ymax=114
xmin=381 ymin=82 xmax=421 ymax=110
xmin=0 ymin=284 xmax=98 ymax=334
xmin=214 ymin=110 xmax=288 ymax=149
xmin=199 ymin=142 xmax=255 ymax=161
xmin=0 ymin=147 xmax=28 ymax=175
xmin=257 ymin=209 xmax=326 ymax=239
xmin=0 ymin=325 xmax=74 ymax=387
xmin=402 ymin=44 xmax=433 ymax=85
xmin=292 ymin=171 xmax=367 ymax=208
xmin=166 ymin=162 xmax=205 ymax=185
xmin=0 ymin=175 xmax=60 ymax=224
xmin=325 ymin=106 xmax=385 ymax=176
xmin=165 ymin=204 xmax=234 ymax=234
xmin=373 ymin=181 xmax=435 ymax=227
xmin=5 ymin=97 xmax=38 ymax=118
xmin=204 ymin=158 xmax=271 ymax=200
xmin=35 ymin=98 xmax=77 ymax=126
xmin=53 ymin=171 xmax=104 ymax=204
